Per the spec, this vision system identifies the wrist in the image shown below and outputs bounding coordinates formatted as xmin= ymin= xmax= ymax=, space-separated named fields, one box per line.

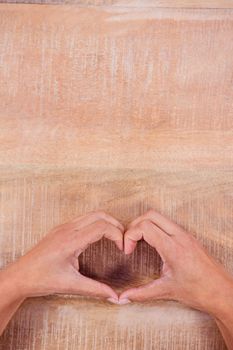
xmin=0 ymin=263 xmax=30 ymax=300
xmin=204 ymin=275 xmax=233 ymax=322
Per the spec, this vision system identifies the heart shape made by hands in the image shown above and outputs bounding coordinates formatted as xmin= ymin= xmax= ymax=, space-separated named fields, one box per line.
xmin=79 ymin=234 xmax=161 ymax=302
xmin=72 ymin=210 xmax=176 ymax=304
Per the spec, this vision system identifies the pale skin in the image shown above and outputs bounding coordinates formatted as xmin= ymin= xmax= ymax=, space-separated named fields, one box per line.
xmin=0 ymin=211 xmax=124 ymax=334
xmin=0 ymin=210 xmax=233 ymax=349
xmin=119 ymin=210 xmax=233 ymax=349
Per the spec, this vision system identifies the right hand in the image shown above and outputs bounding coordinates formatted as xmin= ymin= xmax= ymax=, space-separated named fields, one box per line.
xmin=119 ymin=210 xmax=233 ymax=316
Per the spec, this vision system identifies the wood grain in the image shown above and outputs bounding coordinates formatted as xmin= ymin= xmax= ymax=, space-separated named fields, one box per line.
xmin=0 ymin=3 xmax=232 ymax=349
xmin=0 ymin=298 xmax=226 ymax=350
xmin=1 ymin=1 xmax=233 ymax=8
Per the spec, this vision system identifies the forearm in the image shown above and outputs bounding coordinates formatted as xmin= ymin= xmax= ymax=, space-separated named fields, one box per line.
xmin=0 ymin=268 xmax=26 ymax=335
xmin=215 ymin=319 xmax=233 ymax=350
xmin=207 ymin=277 xmax=233 ymax=350
xmin=0 ymin=298 xmax=24 ymax=335
xmin=214 ymin=300 xmax=233 ymax=350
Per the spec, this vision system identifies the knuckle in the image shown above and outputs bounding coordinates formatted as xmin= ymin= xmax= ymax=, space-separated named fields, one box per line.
xmin=95 ymin=219 xmax=108 ymax=229
xmin=95 ymin=210 xmax=108 ymax=219
xmin=138 ymin=219 xmax=151 ymax=231
xmin=145 ymin=209 xmax=155 ymax=217
xmin=137 ymin=221 xmax=144 ymax=231
xmin=87 ymin=210 xmax=103 ymax=218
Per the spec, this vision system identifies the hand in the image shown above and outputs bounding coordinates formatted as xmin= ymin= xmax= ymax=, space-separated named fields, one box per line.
xmin=2 ymin=211 xmax=124 ymax=301
xmin=119 ymin=210 xmax=233 ymax=316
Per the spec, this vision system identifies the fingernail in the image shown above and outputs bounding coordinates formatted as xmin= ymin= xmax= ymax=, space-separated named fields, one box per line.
xmin=118 ymin=298 xmax=131 ymax=305
xmin=107 ymin=298 xmax=120 ymax=304
xmin=124 ymin=249 xmax=131 ymax=255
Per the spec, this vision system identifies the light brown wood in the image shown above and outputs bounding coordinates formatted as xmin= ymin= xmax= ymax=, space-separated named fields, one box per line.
xmin=0 ymin=3 xmax=232 ymax=349
xmin=1 ymin=1 xmax=233 ymax=8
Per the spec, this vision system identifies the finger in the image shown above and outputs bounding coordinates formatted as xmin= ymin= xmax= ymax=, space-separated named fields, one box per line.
xmin=128 ymin=209 xmax=184 ymax=236
xmin=119 ymin=278 xmax=171 ymax=302
xmin=74 ymin=273 xmax=118 ymax=300
xmin=72 ymin=211 xmax=124 ymax=232
xmin=74 ymin=220 xmax=123 ymax=251
xmin=124 ymin=224 xmax=142 ymax=255
xmin=124 ymin=219 xmax=173 ymax=260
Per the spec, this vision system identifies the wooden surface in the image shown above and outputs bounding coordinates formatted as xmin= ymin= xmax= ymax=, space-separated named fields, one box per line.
xmin=1 ymin=1 xmax=233 ymax=8
xmin=0 ymin=3 xmax=233 ymax=349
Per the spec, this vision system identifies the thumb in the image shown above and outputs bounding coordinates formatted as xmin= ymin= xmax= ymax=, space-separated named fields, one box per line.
xmin=74 ymin=273 xmax=119 ymax=301
xmin=119 ymin=278 xmax=172 ymax=303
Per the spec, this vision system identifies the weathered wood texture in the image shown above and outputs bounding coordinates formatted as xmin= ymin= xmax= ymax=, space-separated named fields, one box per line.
xmin=1 ymin=1 xmax=233 ymax=8
xmin=0 ymin=4 xmax=232 ymax=349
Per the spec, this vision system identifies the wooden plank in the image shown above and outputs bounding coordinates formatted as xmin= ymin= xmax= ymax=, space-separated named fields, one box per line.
xmin=0 ymin=4 xmax=232 ymax=349
xmin=1 ymin=1 xmax=233 ymax=9
xmin=0 ymin=169 xmax=233 ymax=270
xmin=0 ymin=5 xmax=233 ymax=170
xmin=0 ymin=298 xmax=226 ymax=350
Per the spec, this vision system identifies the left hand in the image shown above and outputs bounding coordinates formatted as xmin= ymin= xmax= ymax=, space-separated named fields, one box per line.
xmin=1 ymin=211 xmax=124 ymax=301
